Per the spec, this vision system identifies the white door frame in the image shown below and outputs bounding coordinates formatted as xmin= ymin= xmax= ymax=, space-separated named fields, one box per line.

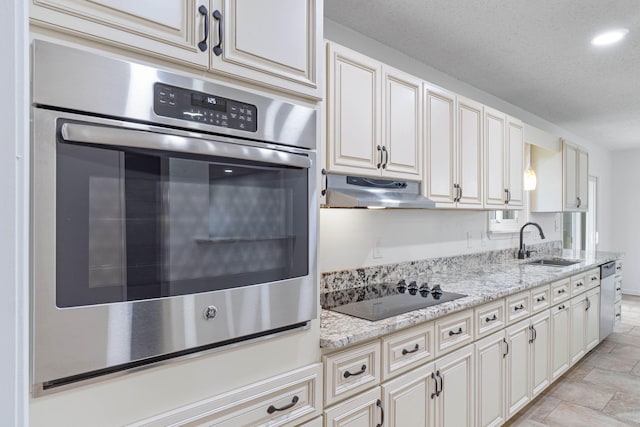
xmin=0 ymin=0 xmax=29 ymax=424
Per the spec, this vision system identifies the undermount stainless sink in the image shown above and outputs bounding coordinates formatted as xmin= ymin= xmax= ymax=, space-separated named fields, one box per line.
xmin=526 ymin=258 xmax=581 ymax=267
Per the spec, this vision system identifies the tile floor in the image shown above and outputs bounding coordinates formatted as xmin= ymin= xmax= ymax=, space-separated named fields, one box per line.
xmin=506 ymin=295 xmax=640 ymax=427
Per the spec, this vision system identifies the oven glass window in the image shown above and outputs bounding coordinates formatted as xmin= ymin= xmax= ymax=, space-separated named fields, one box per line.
xmin=56 ymin=136 xmax=309 ymax=307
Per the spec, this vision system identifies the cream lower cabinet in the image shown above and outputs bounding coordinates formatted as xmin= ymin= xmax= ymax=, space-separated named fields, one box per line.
xmin=505 ymin=319 xmax=531 ymax=418
xmin=551 ymin=302 xmax=571 ymax=380
xmin=475 ymin=330 xmax=507 ymax=427
xmin=569 ymin=295 xmax=588 ymax=365
xmin=585 ymin=287 xmax=601 ymax=352
xmin=324 ymin=387 xmax=383 ymax=427
xmin=434 ymin=345 xmax=475 ymax=427
xmin=530 ymin=311 xmax=552 ymax=397
xmin=382 ymin=362 xmax=436 ymax=427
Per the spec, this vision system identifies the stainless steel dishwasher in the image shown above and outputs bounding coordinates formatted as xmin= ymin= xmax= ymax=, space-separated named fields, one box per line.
xmin=600 ymin=261 xmax=617 ymax=341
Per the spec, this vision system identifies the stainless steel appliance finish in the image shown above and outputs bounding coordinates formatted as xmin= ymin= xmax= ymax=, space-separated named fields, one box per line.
xmin=323 ymin=173 xmax=436 ymax=208
xmin=600 ymin=261 xmax=616 ymax=341
xmin=31 ymin=41 xmax=318 ymax=393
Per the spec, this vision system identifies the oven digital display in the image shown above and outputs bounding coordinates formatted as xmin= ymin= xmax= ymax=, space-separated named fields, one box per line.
xmin=191 ymin=93 xmax=227 ymax=112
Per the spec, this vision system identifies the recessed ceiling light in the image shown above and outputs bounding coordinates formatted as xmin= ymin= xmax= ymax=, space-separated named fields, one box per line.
xmin=591 ymin=29 xmax=629 ymax=46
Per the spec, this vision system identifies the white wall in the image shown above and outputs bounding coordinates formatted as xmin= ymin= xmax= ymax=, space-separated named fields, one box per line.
xmin=612 ymin=149 xmax=640 ymax=295
xmin=0 ymin=0 xmax=29 ymax=425
xmin=320 ymin=19 xmax=616 ymax=273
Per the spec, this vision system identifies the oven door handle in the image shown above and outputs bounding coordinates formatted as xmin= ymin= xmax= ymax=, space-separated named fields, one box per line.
xmin=60 ymin=123 xmax=312 ymax=169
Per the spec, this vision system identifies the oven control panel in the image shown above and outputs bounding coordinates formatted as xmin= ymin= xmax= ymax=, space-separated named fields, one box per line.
xmin=153 ymin=83 xmax=257 ymax=132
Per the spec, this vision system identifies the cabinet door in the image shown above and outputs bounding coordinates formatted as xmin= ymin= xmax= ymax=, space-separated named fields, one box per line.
xmin=505 ymin=319 xmax=531 ymax=419
xmin=484 ymin=107 xmax=506 ymax=207
xmin=530 ymin=310 xmax=551 ymax=397
xmin=457 ymin=96 xmax=484 ymax=208
xmin=506 ymin=117 xmax=524 ymax=208
xmin=435 ymin=345 xmax=475 ymax=427
xmin=324 ymin=387 xmax=382 ymax=427
xmin=210 ymin=0 xmax=321 ymax=98
xmin=382 ymin=363 xmax=435 ymax=427
xmin=31 ymin=0 xmax=210 ymax=68
xmin=424 ymin=85 xmax=456 ymax=206
xmin=569 ymin=296 xmax=587 ymax=365
xmin=475 ymin=331 xmax=505 ymax=427
xmin=585 ymin=288 xmax=601 ymax=351
xmin=326 ymin=43 xmax=382 ymax=177
xmin=551 ymin=303 xmax=570 ymax=380
xmin=382 ymin=66 xmax=422 ymax=179
xmin=563 ymin=142 xmax=578 ymax=210
xmin=577 ymin=149 xmax=589 ymax=210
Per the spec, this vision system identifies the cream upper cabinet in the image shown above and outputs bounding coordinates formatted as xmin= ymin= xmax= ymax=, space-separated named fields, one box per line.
xmin=424 ymin=90 xmax=483 ymax=208
xmin=531 ymin=139 xmax=589 ymax=212
xmin=31 ymin=0 xmax=322 ymax=98
xmin=506 ymin=116 xmax=524 ymax=208
xmin=484 ymin=108 xmax=523 ymax=209
xmin=210 ymin=0 xmax=322 ymax=98
xmin=31 ymin=0 xmax=210 ymax=67
xmin=382 ymin=65 xmax=423 ymax=179
xmin=326 ymin=42 xmax=422 ymax=180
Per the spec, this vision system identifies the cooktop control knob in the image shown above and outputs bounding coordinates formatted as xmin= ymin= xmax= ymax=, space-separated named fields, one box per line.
xmin=419 ymin=284 xmax=430 ymax=298
xmin=407 ymin=281 xmax=418 ymax=295
xmin=431 ymin=284 xmax=443 ymax=299
xmin=397 ymin=279 xmax=407 ymax=294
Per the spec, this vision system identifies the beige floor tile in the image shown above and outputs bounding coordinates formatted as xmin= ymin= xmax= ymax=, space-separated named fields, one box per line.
xmin=603 ymin=392 xmax=640 ymax=425
xmin=520 ymin=395 xmax=562 ymax=423
xmin=608 ymin=344 xmax=640 ymax=361
xmin=593 ymin=340 xmax=617 ymax=355
xmin=583 ymin=368 xmax=640 ymax=395
xmin=545 ymin=401 xmax=631 ymax=427
xmin=583 ymin=352 xmax=640 ymax=373
xmin=615 ymin=324 xmax=635 ymax=334
xmin=563 ymin=362 xmax=595 ymax=381
xmin=548 ymin=379 xmax=616 ymax=410
xmin=627 ymin=327 xmax=640 ymax=337
xmin=506 ymin=418 xmax=549 ymax=427
xmin=605 ymin=333 xmax=640 ymax=348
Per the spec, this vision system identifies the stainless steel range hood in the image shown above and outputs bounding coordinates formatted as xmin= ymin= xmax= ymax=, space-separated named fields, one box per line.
xmin=323 ymin=173 xmax=436 ymax=208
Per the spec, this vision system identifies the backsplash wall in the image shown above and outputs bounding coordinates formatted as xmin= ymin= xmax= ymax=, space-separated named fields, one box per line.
xmin=318 ymin=208 xmax=561 ymax=273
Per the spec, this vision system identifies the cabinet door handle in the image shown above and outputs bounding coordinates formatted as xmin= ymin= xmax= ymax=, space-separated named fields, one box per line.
xmin=616 ymin=287 xmax=622 ymax=291
xmin=577 ymin=196 xmax=581 ymax=208
xmin=514 ymin=304 xmax=525 ymax=311
xmin=448 ymin=327 xmax=463 ymax=336
xmin=437 ymin=371 xmax=444 ymax=396
xmin=401 ymin=343 xmax=419 ymax=355
xmin=343 ymin=364 xmax=366 ymax=378
xmin=381 ymin=146 xmax=388 ymax=169
xmin=267 ymin=395 xmax=299 ymax=414
xmin=198 ymin=5 xmax=209 ymax=52
xmin=485 ymin=314 xmax=498 ymax=322
xmin=430 ymin=372 xmax=439 ymax=399
xmin=213 ymin=10 xmax=224 ymax=56
xmin=503 ymin=337 xmax=509 ymax=358
xmin=508 ymin=189 xmax=512 ymax=203
xmin=376 ymin=145 xmax=383 ymax=169
xmin=586 ymin=297 xmax=591 ymax=311
xmin=453 ymin=184 xmax=458 ymax=202
xmin=504 ymin=188 xmax=509 ymax=204
xmin=536 ymin=296 xmax=546 ymax=302
xmin=533 ymin=325 xmax=537 ymax=342
xmin=616 ymin=313 xmax=622 ymax=318
xmin=376 ymin=399 xmax=385 ymax=427
xmin=321 ymin=168 xmax=328 ymax=196
xmin=528 ymin=325 xmax=534 ymax=343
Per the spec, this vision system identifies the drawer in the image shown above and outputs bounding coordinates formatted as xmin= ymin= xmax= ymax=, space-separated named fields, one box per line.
xmin=616 ymin=260 xmax=623 ymax=276
xmin=615 ymin=301 xmax=622 ymax=323
xmin=435 ymin=308 xmax=474 ymax=357
xmin=571 ymin=273 xmax=587 ymax=296
xmin=615 ymin=278 xmax=623 ymax=302
xmin=531 ymin=284 xmax=551 ymax=313
xmin=323 ymin=341 xmax=381 ymax=406
xmin=133 ymin=363 xmax=323 ymax=427
xmin=381 ymin=322 xmax=434 ymax=381
xmin=551 ymin=278 xmax=570 ymax=305
xmin=475 ymin=299 xmax=506 ymax=339
xmin=506 ymin=290 xmax=531 ymax=325
xmin=585 ymin=268 xmax=600 ymax=290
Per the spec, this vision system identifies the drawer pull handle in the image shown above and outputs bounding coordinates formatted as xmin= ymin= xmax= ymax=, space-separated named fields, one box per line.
xmin=536 ymin=296 xmax=546 ymax=302
xmin=267 ymin=395 xmax=299 ymax=414
xmin=514 ymin=304 xmax=525 ymax=311
xmin=343 ymin=364 xmax=367 ymax=378
xmin=485 ymin=314 xmax=498 ymax=322
xmin=576 ymin=282 xmax=584 ymax=287
xmin=591 ymin=276 xmax=598 ymax=281
xmin=448 ymin=327 xmax=463 ymax=336
xmin=376 ymin=399 xmax=384 ymax=427
xmin=616 ymin=266 xmax=622 ymax=270
xmin=558 ymin=289 xmax=566 ymax=294
xmin=616 ymin=313 xmax=622 ymax=317
xmin=559 ymin=304 xmax=566 ymax=310
xmin=616 ymin=287 xmax=622 ymax=291
xmin=401 ymin=344 xmax=420 ymax=355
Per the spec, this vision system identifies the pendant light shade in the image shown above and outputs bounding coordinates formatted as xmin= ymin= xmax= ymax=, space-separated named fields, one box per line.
xmin=523 ymin=167 xmax=537 ymax=191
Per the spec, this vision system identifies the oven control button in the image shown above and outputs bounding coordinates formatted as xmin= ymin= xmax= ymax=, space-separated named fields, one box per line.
xmin=203 ymin=305 xmax=218 ymax=320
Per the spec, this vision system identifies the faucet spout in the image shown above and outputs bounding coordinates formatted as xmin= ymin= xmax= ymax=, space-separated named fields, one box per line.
xmin=518 ymin=222 xmax=546 ymax=259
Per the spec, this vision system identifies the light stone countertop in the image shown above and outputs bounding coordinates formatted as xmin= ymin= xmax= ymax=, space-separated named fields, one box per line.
xmin=320 ymin=251 xmax=623 ymax=350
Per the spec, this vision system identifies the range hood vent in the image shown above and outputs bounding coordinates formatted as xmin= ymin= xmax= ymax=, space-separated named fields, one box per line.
xmin=323 ymin=173 xmax=435 ymax=209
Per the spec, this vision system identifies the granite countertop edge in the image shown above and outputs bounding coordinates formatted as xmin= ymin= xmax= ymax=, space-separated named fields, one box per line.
xmin=320 ymin=251 xmax=623 ymax=350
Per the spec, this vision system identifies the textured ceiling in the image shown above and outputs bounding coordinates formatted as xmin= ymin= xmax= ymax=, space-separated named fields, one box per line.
xmin=325 ymin=0 xmax=640 ymax=150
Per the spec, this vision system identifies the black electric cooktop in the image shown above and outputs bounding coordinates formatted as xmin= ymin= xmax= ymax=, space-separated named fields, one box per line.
xmin=329 ymin=281 xmax=467 ymax=321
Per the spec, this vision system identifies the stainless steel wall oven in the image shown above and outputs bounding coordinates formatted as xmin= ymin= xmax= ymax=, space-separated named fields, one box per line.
xmin=30 ymin=41 xmax=317 ymax=394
